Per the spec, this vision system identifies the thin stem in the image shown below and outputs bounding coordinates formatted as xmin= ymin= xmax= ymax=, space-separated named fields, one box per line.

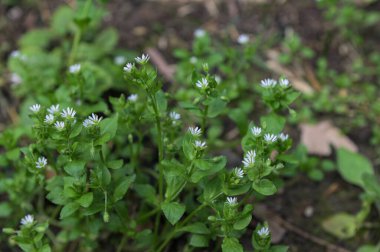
xmin=156 ymin=204 xmax=207 ymax=252
xmin=68 ymin=27 xmax=81 ymax=67
xmin=201 ymin=104 xmax=208 ymax=133
xmin=117 ymin=234 xmax=128 ymax=252
xmin=149 ymin=93 xmax=165 ymax=244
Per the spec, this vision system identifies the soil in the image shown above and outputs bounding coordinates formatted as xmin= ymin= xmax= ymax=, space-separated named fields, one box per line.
xmin=1 ymin=0 xmax=379 ymax=251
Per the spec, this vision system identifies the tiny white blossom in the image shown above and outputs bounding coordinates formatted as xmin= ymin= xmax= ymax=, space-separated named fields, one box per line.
xmin=114 ymin=55 xmax=126 ymax=65
xmin=135 ymin=54 xmax=150 ymax=64
xmin=260 ymin=78 xmax=277 ymax=88
xmin=44 ymin=114 xmax=54 ymax=124
xmin=169 ymin=111 xmax=181 ymax=121
xmin=278 ymin=133 xmax=289 ymax=141
xmin=264 ymin=133 xmax=278 ymax=143
xmin=10 ymin=50 xmax=21 ymax=58
xmin=194 ymin=140 xmax=207 ymax=149
xmin=215 ymin=75 xmax=222 ymax=84
xmin=257 ymin=226 xmax=270 ymax=237
xmin=196 ymin=78 xmax=209 ymax=89
xmin=83 ymin=119 xmax=92 ymax=128
xmin=251 ymin=126 xmax=262 ymax=136
xmin=279 ymin=78 xmax=290 ymax=88
xmin=237 ymin=34 xmax=249 ymax=44
xmin=234 ymin=168 xmax=244 ymax=178
xmin=36 ymin=156 xmax=47 ymax=169
xmin=48 ymin=104 xmax=60 ymax=114
xmin=54 ymin=121 xmax=65 ymax=130
xmin=69 ymin=64 xmax=81 ymax=74
xmin=128 ymin=94 xmax=138 ymax=102
xmin=194 ymin=28 xmax=206 ymax=38
xmin=20 ymin=214 xmax=34 ymax=226
xmin=10 ymin=73 xmax=22 ymax=85
xmin=190 ymin=56 xmax=198 ymax=64
xmin=30 ymin=104 xmax=41 ymax=113
xmin=89 ymin=113 xmax=102 ymax=124
xmin=123 ymin=62 xmax=134 ymax=72
xmin=226 ymin=197 xmax=238 ymax=205
xmin=61 ymin=107 xmax=76 ymax=119
xmin=188 ymin=126 xmax=202 ymax=137
xmin=242 ymin=150 xmax=256 ymax=167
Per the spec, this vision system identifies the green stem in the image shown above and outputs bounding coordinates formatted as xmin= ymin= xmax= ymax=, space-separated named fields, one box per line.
xmin=149 ymin=93 xmax=165 ymax=244
xmin=201 ymin=104 xmax=208 ymax=134
xmin=68 ymin=27 xmax=81 ymax=67
xmin=156 ymin=204 xmax=207 ymax=252
xmin=117 ymin=234 xmax=128 ymax=252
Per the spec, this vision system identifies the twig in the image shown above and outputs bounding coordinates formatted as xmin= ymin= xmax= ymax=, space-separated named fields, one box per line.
xmin=254 ymin=204 xmax=351 ymax=252
xmin=145 ymin=48 xmax=175 ymax=82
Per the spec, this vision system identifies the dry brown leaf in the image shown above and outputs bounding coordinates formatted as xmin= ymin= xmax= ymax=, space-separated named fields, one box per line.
xmin=266 ymin=50 xmax=314 ymax=94
xmin=300 ymin=121 xmax=358 ymax=156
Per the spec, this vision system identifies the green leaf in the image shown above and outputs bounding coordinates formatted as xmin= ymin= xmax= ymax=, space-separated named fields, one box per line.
xmin=135 ymin=184 xmax=157 ymax=205
xmin=162 ymin=160 xmax=187 ymax=200
xmin=252 ymin=179 xmax=277 ymax=196
xmin=178 ymin=222 xmax=210 ymax=234
xmin=191 ymin=156 xmax=226 ymax=183
xmin=51 ymin=6 xmax=75 ymax=35
xmin=155 ymin=90 xmax=167 ymax=114
xmin=161 ymin=202 xmax=186 ymax=225
xmin=94 ymin=28 xmax=118 ymax=53
xmin=270 ymin=245 xmax=289 ymax=252
xmin=337 ymin=148 xmax=374 ymax=188
xmin=0 ymin=203 xmax=12 ymax=217
xmin=100 ymin=113 xmax=119 ymax=142
xmin=233 ymin=214 xmax=252 ymax=230
xmin=322 ymin=212 xmax=357 ymax=239
xmin=182 ymin=133 xmax=196 ymax=161
xmin=113 ymin=175 xmax=136 ymax=202
xmin=357 ymin=245 xmax=380 ymax=252
xmin=260 ymin=113 xmax=286 ymax=134
xmin=60 ymin=202 xmax=80 ymax=219
xmin=222 ymin=237 xmax=243 ymax=252
xmin=64 ymin=161 xmax=86 ymax=177
xmin=189 ymin=234 xmax=209 ymax=248
xmin=107 ymin=159 xmax=124 ymax=169
xmin=77 ymin=192 xmax=93 ymax=208
xmin=206 ymin=97 xmax=227 ymax=118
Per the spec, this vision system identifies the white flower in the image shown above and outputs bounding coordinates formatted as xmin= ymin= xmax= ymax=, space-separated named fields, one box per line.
xmin=190 ymin=56 xmax=198 ymax=64
xmin=123 ymin=62 xmax=134 ymax=72
xmin=237 ymin=34 xmax=249 ymax=44
xmin=251 ymin=126 xmax=262 ymax=136
xmin=44 ymin=114 xmax=54 ymax=124
xmin=260 ymin=78 xmax=277 ymax=88
xmin=279 ymin=78 xmax=290 ymax=88
xmin=215 ymin=75 xmax=222 ymax=84
xmin=69 ymin=64 xmax=81 ymax=74
xmin=169 ymin=111 xmax=181 ymax=122
xmin=128 ymin=94 xmax=138 ymax=102
xmin=194 ymin=28 xmax=206 ymax=38
xmin=54 ymin=121 xmax=65 ymax=130
xmin=47 ymin=104 xmax=60 ymax=114
xmin=264 ymin=133 xmax=278 ymax=143
xmin=29 ymin=104 xmax=41 ymax=113
xmin=196 ymin=78 xmax=209 ymax=89
xmin=20 ymin=214 xmax=34 ymax=226
xmin=10 ymin=50 xmax=21 ymax=58
xmin=36 ymin=156 xmax=47 ymax=169
xmin=135 ymin=54 xmax=150 ymax=64
xmin=234 ymin=168 xmax=244 ymax=178
xmin=226 ymin=197 xmax=238 ymax=205
xmin=257 ymin=226 xmax=270 ymax=237
xmin=242 ymin=150 xmax=256 ymax=167
xmin=188 ymin=126 xmax=202 ymax=137
xmin=83 ymin=119 xmax=91 ymax=128
xmin=89 ymin=113 xmax=102 ymax=124
xmin=114 ymin=56 xmax=126 ymax=65
xmin=194 ymin=140 xmax=207 ymax=149
xmin=61 ymin=107 xmax=76 ymax=119
xmin=10 ymin=73 xmax=22 ymax=85
xmin=278 ymin=133 xmax=289 ymax=141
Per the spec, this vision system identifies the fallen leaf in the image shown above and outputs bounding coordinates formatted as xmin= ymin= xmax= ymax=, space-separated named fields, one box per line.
xmin=300 ymin=121 xmax=358 ymax=156
xmin=145 ymin=48 xmax=175 ymax=82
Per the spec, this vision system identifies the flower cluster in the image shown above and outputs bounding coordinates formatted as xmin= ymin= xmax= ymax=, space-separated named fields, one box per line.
xmin=260 ymin=78 xmax=290 ymax=88
xmin=242 ymin=150 xmax=256 ymax=168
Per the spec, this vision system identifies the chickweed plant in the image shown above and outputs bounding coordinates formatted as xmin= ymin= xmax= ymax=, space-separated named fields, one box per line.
xmin=0 ymin=2 xmax=301 ymax=252
xmin=2 ymin=53 xmax=297 ymax=251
